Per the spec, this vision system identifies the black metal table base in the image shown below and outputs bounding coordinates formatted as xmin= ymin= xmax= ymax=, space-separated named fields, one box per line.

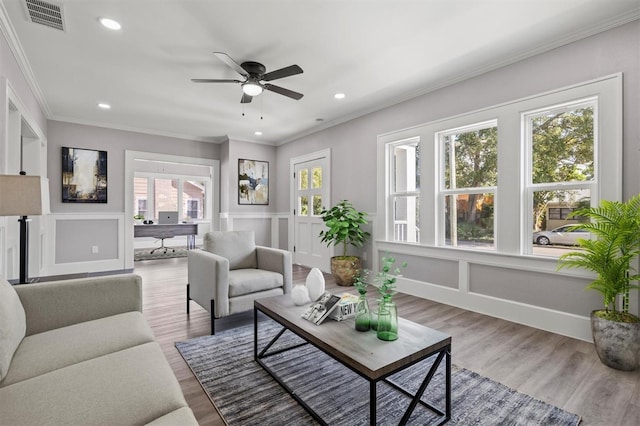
xmin=254 ymin=307 xmax=451 ymax=425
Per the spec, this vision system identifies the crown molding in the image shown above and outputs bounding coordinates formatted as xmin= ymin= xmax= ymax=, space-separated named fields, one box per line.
xmin=0 ymin=1 xmax=51 ymax=117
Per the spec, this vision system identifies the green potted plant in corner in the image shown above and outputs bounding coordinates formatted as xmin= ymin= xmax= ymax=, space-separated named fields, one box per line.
xmin=133 ymin=214 xmax=145 ymax=225
xmin=319 ymin=200 xmax=370 ymax=286
xmin=557 ymin=195 xmax=640 ymax=371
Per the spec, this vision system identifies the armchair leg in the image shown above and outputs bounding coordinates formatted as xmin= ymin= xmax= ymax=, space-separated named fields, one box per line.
xmin=210 ymin=299 xmax=215 ymax=335
xmin=186 ymin=284 xmax=190 ymax=314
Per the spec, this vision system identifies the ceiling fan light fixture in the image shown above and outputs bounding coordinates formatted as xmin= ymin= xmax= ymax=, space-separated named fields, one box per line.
xmin=242 ymin=82 xmax=263 ymax=97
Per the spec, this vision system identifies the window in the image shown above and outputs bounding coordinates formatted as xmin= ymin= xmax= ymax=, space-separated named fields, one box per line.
xmin=134 ymin=177 xmax=148 ymax=218
xmin=134 ymin=174 xmax=209 ymax=222
xmin=525 ymin=99 xmax=596 ymax=255
xmin=183 ymin=180 xmax=205 ymax=219
xmin=439 ymin=122 xmax=497 ymax=249
xmin=389 ymin=139 xmax=420 ymax=242
xmin=297 ymin=165 xmax=324 ymax=216
xmin=379 ymin=75 xmax=621 ymax=258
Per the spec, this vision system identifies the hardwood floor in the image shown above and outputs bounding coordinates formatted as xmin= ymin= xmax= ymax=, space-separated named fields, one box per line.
xmin=135 ymin=257 xmax=640 ymax=425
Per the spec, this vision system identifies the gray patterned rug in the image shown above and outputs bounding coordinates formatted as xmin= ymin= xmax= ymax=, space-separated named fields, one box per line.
xmin=176 ymin=319 xmax=581 ymax=425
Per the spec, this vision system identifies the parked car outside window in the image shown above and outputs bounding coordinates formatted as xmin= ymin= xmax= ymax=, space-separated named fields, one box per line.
xmin=533 ymin=225 xmax=594 ymax=246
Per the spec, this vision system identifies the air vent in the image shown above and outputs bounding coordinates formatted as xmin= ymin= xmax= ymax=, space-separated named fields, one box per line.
xmin=23 ymin=0 xmax=65 ymax=31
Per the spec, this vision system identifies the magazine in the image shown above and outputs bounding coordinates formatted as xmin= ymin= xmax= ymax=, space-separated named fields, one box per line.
xmin=301 ymin=291 xmax=341 ymax=325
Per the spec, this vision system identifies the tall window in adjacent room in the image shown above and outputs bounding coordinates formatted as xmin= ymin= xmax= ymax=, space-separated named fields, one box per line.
xmin=439 ymin=121 xmax=497 ymax=250
xmin=184 ymin=180 xmax=206 ymax=219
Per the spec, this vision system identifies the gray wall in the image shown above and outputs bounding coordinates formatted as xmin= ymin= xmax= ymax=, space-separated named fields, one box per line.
xmin=226 ymin=139 xmax=278 ymax=213
xmin=274 ymin=21 xmax=639 ymax=339
xmin=55 ymin=219 xmax=118 ymax=263
xmin=47 ymin=121 xmax=220 ymax=213
xmin=276 ymin=21 xmax=640 ymax=213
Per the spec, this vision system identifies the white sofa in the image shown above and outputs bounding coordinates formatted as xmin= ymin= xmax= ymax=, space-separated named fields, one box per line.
xmin=0 ymin=274 xmax=198 ymax=426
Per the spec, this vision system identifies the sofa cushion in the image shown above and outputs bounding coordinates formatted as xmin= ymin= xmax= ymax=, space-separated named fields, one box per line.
xmin=1 ymin=311 xmax=155 ymax=387
xmin=204 ymin=230 xmax=257 ymax=269
xmin=0 ymin=278 xmax=26 ymax=382
xmin=228 ymin=269 xmax=284 ymax=297
xmin=0 ymin=342 xmax=192 ymax=426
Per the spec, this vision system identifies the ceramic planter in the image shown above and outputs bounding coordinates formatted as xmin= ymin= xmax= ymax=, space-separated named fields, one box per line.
xmin=330 ymin=256 xmax=361 ymax=286
xmin=590 ymin=310 xmax=640 ymax=371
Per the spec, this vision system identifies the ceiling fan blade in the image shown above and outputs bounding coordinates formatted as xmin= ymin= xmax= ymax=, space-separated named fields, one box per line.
xmin=191 ymin=79 xmax=241 ymax=83
xmin=241 ymin=93 xmax=253 ymax=104
xmin=264 ymin=84 xmax=304 ymax=100
xmin=214 ymin=52 xmax=248 ymax=77
xmin=262 ymin=65 xmax=303 ymax=81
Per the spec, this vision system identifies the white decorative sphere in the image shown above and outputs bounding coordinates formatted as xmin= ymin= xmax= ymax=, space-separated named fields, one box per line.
xmin=292 ymin=284 xmax=311 ymax=305
xmin=305 ymin=267 xmax=325 ymax=301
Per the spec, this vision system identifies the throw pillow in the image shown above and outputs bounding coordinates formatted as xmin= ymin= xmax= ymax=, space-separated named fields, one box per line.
xmin=204 ymin=231 xmax=257 ymax=270
xmin=0 ymin=278 xmax=26 ymax=381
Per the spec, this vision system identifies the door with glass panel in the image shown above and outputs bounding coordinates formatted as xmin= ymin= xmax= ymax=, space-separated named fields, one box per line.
xmin=293 ymin=157 xmax=330 ymax=271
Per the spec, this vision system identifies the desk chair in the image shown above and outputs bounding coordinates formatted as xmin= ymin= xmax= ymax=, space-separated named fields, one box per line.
xmin=150 ymin=233 xmax=175 ymax=254
xmin=187 ymin=231 xmax=292 ymax=334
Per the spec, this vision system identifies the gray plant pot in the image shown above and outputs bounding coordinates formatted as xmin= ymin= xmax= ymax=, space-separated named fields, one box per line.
xmin=590 ymin=310 xmax=640 ymax=371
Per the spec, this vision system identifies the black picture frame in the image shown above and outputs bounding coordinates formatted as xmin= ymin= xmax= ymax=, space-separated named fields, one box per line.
xmin=61 ymin=146 xmax=107 ymax=203
xmin=238 ymin=158 xmax=269 ymax=205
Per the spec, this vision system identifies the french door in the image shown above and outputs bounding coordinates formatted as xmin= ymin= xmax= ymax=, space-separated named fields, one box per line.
xmin=292 ymin=153 xmax=331 ymax=271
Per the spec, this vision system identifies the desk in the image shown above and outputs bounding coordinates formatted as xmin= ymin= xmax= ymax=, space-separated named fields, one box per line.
xmin=134 ymin=223 xmax=198 ymax=249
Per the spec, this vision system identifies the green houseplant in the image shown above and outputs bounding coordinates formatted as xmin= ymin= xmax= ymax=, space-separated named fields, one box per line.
xmin=319 ymin=200 xmax=370 ymax=286
xmin=557 ymin=195 xmax=640 ymax=370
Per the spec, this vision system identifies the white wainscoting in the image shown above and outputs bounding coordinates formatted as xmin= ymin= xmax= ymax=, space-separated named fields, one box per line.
xmin=374 ymin=240 xmax=596 ymax=342
xmin=220 ymin=212 xmax=289 ymax=249
xmin=44 ymin=213 xmax=126 ymax=277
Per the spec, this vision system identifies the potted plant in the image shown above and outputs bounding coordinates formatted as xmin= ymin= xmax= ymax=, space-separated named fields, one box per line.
xmin=557 ymin=195 xmax=640 ymax=371
xmin=133 ymin=214 xmax=145 ymax=225
xmin=319 ymin=200 xmax=370 ymax=286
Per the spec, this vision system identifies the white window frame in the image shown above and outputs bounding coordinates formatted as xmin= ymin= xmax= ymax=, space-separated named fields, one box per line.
xmin=523 ymin=98 xmax=598 ymax=255
xmin=378 ymin=74 xmax=622 ymax=259
xmin=387 ymin=137 xmax=420 ymax=243
xmin=437 ymin=120 xmax=498 ymax=249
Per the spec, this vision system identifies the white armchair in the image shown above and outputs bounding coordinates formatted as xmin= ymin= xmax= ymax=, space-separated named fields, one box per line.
xmin=187 ymin=231 xmax=292 ymax=334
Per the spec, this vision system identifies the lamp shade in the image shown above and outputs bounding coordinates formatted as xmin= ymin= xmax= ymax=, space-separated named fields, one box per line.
xmin=0 ymin=175 xmax=50 ymax=216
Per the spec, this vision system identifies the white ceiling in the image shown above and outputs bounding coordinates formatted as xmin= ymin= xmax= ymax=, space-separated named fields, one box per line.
xmin=2 ymin=0 xmax=639 ymax=145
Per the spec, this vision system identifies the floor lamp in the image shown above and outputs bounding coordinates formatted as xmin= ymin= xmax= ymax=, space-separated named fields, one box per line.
xmin=0 ymin=174 xmax=50 ymax=284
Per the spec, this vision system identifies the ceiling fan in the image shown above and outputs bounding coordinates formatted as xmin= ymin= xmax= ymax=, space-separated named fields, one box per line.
xmin=192 ymin=52 xmax=304 ymax=103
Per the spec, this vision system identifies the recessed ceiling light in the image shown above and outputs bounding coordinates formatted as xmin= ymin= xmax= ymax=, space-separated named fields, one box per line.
xmin=99 ymin=17 xmax=121 ymax=30
xmin=98 ymin=103 xmax=111 ymax=109
xmin=334 ymin=93 xmax=346 ymax=100
xmin=254 ymin=131 xmax=263 ymax=136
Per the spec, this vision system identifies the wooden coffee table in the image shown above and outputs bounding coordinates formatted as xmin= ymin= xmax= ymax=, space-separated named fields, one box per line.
xmin=254 ymin=295 xmax=452 ymax=425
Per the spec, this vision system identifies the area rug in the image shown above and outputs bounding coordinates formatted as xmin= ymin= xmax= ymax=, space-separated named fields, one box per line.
xmin=176 ymin=320 xmax=581 ymax=425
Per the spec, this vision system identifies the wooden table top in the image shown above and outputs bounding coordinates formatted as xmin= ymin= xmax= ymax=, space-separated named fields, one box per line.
xmin=255 ymin=294 xmax=451 ymax=380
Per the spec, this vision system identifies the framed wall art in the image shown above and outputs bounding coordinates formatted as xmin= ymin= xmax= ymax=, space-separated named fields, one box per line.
xmin=61 ymin=146 xmax=108 ymax=203
xmin=238 ymin=159 xmax=269 ymax=205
